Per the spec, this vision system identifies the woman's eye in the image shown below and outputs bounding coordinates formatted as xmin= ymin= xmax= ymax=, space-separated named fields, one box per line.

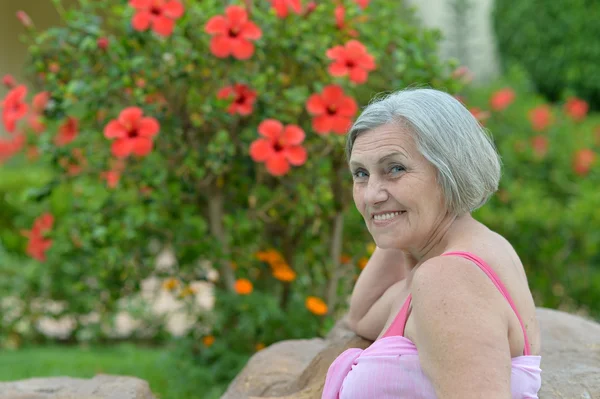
xmin=353 ymin=170 xmax=368 ymax=179
xmin=390 ymin=165 xmax=405 ymax=174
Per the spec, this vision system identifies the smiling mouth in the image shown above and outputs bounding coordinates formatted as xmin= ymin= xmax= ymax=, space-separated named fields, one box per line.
xmin=372 ymin=211 xmax=405 ymax=221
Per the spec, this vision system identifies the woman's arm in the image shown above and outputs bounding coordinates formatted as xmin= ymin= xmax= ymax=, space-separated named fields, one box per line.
xmin=346 ymin=246 xmax=407 ymax=340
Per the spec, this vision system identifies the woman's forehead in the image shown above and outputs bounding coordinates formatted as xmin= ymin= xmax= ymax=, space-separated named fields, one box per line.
xmin=350 ymin=125 xmax=415 ymax=162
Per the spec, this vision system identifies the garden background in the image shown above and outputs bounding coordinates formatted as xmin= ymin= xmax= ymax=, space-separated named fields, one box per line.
xmin=1 ymin=0 xmax=599 ymax=398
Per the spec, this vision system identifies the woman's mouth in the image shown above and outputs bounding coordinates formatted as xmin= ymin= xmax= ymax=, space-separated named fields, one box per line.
xmin=371 ymin=211 xmax=405 ymax=226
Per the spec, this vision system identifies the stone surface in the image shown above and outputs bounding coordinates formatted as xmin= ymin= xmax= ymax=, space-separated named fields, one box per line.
xmin=0 ymin=375 xmax=156 ymax=399
xmin=222 ymin=308 xmax=600 ymax=399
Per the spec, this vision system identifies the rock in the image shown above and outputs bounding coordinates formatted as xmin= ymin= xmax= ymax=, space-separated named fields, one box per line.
xmin=222 ymin=308 xmax=600 ymax=399
xmin=0 ymin=375 xmax=156 ymax=399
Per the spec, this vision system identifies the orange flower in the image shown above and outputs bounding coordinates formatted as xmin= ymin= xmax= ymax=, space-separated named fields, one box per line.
xmin=326 ymin=40 xmax=376 ymax=84
xmin=235 ymin=278 xmax=253 ymax=295
xmin=306 ymin=296 xmax=328 ymax=316
xmin=130 ymin=0 xmax=185 ymax=37
xmin=54 ymin=117 xmax=79 ymax=146
xmin=340 ymin=254 xmax=352 ymax=264
xmin=203 ymin=335 xmax=215 ymax=347
xmin=273 ymin=267 xmax=297 ymax=282
xmin=204 ymin=6 xmax=262 ymax=60
xmin=256 ymin=249 xmax=284 ymax=264
xmin=255 ymin=342 xmax=266 ymax=351
xmin=162 ymin=277 xmax=179 ymax=291
xmin=357 ymin=257 xmax=369 ymax=270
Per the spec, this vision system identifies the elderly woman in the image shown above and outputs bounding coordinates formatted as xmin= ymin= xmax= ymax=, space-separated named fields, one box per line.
xmin=322 ymin=88 xmax=542 ymax=398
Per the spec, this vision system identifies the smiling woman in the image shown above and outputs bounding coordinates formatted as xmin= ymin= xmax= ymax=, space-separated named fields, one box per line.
xmin=323 ymin=88 xmax=542 ymax=399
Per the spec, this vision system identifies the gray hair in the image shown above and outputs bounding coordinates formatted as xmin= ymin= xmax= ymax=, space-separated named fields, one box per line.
xmin=346 ymin=88 xmax=501 ymax=215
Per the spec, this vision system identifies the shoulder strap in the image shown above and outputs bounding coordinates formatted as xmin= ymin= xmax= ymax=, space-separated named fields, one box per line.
xmin=442 ymin=251 xmax=532 ymax=356
xmin=381 ymin=293 xmax=412 ymax=339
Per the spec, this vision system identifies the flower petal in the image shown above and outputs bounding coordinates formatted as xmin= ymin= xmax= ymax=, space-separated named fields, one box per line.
xmin=112 ymin=138 xmax=134 ymax=158
xmin=281 ymin=125 xmax=305 ymax=145
xmin=241 ymin=21 xmax=262 ymax=40
xmin=138 ymin=117 xmax=160 ymax=137
xmin=104 ymin=120 xmax=127 ymax=139
xmin=249 ymin=138 xmax=274 ymax=162
xmin=210 ymin=36 xmax=232 ymax=58
xmin=306 ymin=94 xmax=326 ymax=115
xmin=118 ymin=107 xmax=143 ymax=127
xmin=205 ymin=15 xmax=228 ymax=34
xmin=163 ymin=0 xmax=185 ymax=18
xmin=328 ymin=62 xmax=348 ymax=77
xmin=129 ymin=0 xmax=151 ymax=9
xmin=338 ymin=97 xmax=358 ymax=117
xmin=284 ymin=145 xmax=307 ymax=166
xmin=231 ymin=39 xmax=254 ymax=60
xmin=349 ymin=67 xmax=368 ymax=84
xmin=265 ymin=153 xmax=290 ymax=176
xmin=132 ymin=137 xmax=153 ymax=156
xmin=331 ymin=116 xmax=352 ymax=134
xmin=226 ymin=5 xmax=248 ymax=27
xmin=258 ymin=119 xmax=283 ymax=140
xmin=322 ymin=85 xmax=344 ymax=104
xmin=132 ymin=11 xmax=152 ymax=31
xmin=313 ymin=115 xmax=332 ymax=134
xmin=152 ymin=16 xmax=175 ymax=36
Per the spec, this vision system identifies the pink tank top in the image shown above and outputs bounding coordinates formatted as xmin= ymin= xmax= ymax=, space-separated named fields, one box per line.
xmin=322 ymin=251 xmax=542 ymax=399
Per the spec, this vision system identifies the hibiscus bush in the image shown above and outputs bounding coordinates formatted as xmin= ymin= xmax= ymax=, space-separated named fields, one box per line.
xmin=457 ymin=67 xmax=600 ymax=320
xmin=0 ymin=0 xmax=460 ymax=373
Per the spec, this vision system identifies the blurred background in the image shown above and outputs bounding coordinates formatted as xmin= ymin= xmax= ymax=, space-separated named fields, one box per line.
xmin=1 ymin=0 xmax=599 ymax=398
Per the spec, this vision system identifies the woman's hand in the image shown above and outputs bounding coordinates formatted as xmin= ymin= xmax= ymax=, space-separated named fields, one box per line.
xmin=346 ymin=246 xmax=408 ymax=340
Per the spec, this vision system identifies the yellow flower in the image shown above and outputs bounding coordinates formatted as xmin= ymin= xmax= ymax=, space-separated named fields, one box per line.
xmin=235 ymin=278 xmax=253 ymax=295
xmin=162 ymin=278 xmax=179 ymax=291
xmin=366 ymin=243 xmax=376 ymax=255
xmin=203 ymin=335 xmax=215 ymax=347
xmin=179 ymin=285 xmax=196 ymax=298
xmin=306 ymin=296 xmax=328 ymax=316
xmin=255 ymin=342 xmax=266 ymax=351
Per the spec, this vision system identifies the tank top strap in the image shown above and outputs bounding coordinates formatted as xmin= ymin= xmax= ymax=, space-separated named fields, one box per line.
xmin=381 ymin=293 xmax=412 ymax=339
xmin=442 ymin=251 xmax=532 ymax=356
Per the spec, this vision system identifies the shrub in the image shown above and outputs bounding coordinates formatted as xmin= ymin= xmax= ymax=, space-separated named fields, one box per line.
xmin=493 ymin=0 xmax=600 ymax=110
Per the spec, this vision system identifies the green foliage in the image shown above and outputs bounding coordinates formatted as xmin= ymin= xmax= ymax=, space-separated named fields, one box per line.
xmin=1 ymin=0 xmax=459 ymax=385
xmin=461 ymin=67 xmax=600 ymax=319
xmin=493 ymin=0 xmax=600 ymax=109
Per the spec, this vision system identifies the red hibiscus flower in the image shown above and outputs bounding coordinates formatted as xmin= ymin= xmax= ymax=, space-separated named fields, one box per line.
xmin=573 ymin=149 xmax=596 ymax=176
xmin=217 ymin=84 xmax=257 ymax=115
xmin=130 ymin=0 xmax=185 ymax=37
xmin=0 ymin=132 xmax=25 ymax=163
xmin=335 ymin=5 xmax=345 ymax=29
xmin=271 ymin=0 xmax=302 ymax=18
xmin=490 ymin=88 xmax=515 ymax=111
xmin=59 ymin=148 xmax=87 ymax=177
xmin=54 ymin=117 xmax=79 ymax=146
xmin=104 ymin=107 xmax=160 ymax=158
xmin=2 ymin=74 xmax=16 ymax=88
xmin=205 ymin=6 xmax=262 ymax=60
xmin=528 ymin=105 xmax=553 ymax=131
xmin=353 ymin=0 xmax=370 ymax=9
xmin=564 ymin=97 xmax=588 ymax=122
xmin=531 ymin=135 xmax=549 ymax=159
xmin=22 ymin=213 xmax=54 ymax=262
xmin=1 ymin=85 xmax=29 ymax=132
xmin=249 ymin=119 xmax=307 ymax=176
xmin=306 ymin=85 xmax=358 ymax=135
xmin=326 ymin=40 xmax=375 ymax=84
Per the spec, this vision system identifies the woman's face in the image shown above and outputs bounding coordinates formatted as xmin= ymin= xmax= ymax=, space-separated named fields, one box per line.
xmin=349 ymin=123 xmax=448 ymax=254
